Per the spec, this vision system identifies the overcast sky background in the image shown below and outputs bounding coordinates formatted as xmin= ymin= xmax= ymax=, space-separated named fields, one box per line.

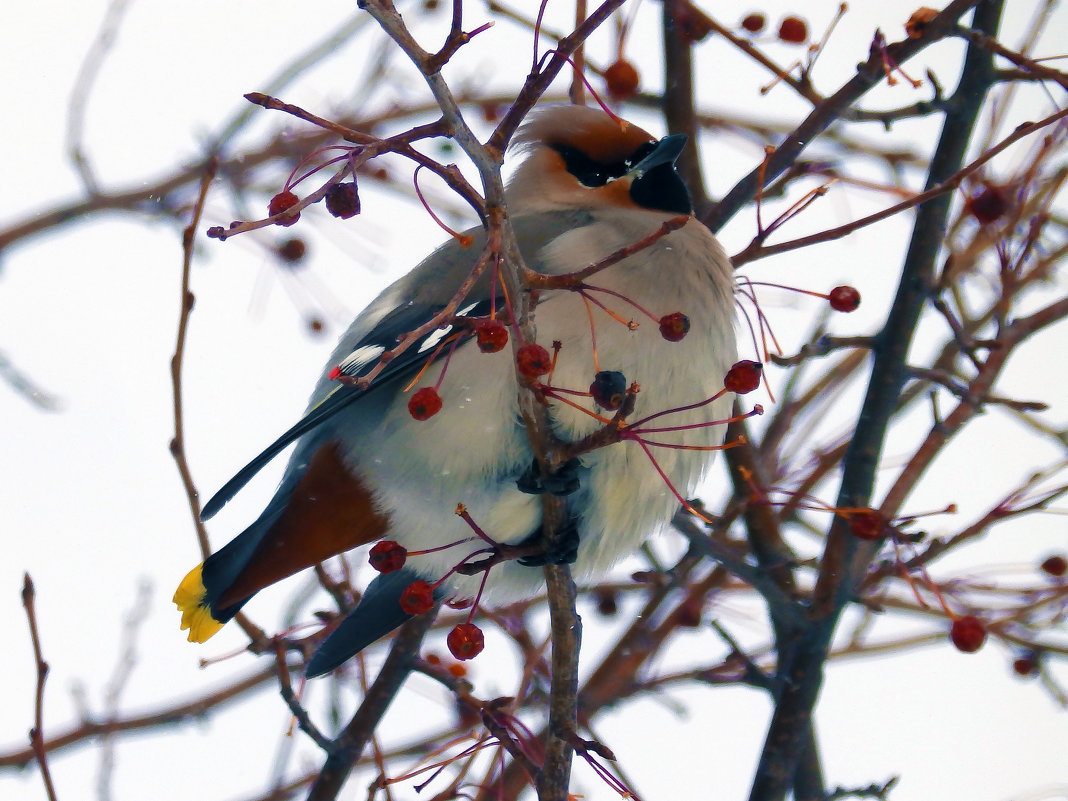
xmin=1 ymin=2 xmax=1066 ymax=800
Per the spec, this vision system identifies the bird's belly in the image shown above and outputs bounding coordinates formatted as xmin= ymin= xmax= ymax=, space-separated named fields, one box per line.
xmin=342 ymin=282 xmax=734 ymax=603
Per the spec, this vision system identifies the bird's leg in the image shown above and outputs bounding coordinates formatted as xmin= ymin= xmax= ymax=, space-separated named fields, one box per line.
xmin=516 ymin=456 xmax=581 ymax=496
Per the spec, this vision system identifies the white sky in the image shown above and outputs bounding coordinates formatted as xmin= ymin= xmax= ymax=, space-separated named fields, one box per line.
xmin=1 ymin=2 xmax=1066 ymax=800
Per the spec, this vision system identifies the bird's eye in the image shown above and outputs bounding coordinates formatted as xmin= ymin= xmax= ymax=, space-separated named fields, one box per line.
xmin=554 ymin=145 xmax=628 ymax=188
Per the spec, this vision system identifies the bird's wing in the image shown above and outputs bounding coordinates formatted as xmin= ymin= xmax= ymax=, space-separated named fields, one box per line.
xmin=199 ymin=295 xmax=492 ymax=520
xmin=199 ymin=209 xmax=592 ymax=521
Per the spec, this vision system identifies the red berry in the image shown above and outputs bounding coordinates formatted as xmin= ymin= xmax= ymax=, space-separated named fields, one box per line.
xmin=675 ymin=6 xmax=713 ymax=42
xmin=604 ymin=59 xmax=640 ymax=100
xmin=447 ymin=622 xmax=485 ymax=660
xmin=447 ymin=663 xmax=468 ymax=677
xmin=276 ymin=237 xmax=307 ymax=264
xmin=368 ymin=540 xmax=407 ymax=574
xmin=724 ymin=360 xmax=762 ymax=394
xmin=848 ymin=509 xmax=886 ymax=540
xmin=306 ymin=317 xmax=325 ymax=336
xmin=950 ymin=615 xmax=986 ymax=653
xmin=516 ymin=343 xmax=552 ymax=379
xmin=475 ymin=319 xmax=508 ymax=353
xmin=741 ymin=13 xmax=766 ymax=33
xmin=966 ymin=185 xmax=1009 ymax=224
xmin=325 ymin=182 xmax=361 ymax=219
xmin=1040 ymin=555 xmax=1067 ymax=577
xmin=1012 ymin=652 xmax=1039 ymax=678
xmin=777 ymin=16 xmax=808 ymax=44
xmin=589 ymin=370 xmax=627 ymax=411
xmin=399 ymin=580 xmax=435 ymax=615
xmin=408 ymin=387 xmax=443 ymax=420
xmin=828 ymin=285 xmax=861 ymax=312
xmin=268 ymin=190 xmax=300 ymax=226
xmin=659 ymin=312 xmax=690 ymax=342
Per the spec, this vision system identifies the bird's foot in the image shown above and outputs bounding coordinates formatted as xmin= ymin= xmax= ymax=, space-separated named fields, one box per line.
xmin=453 ymin=518 xmax=580 ymax=575
xmin=516 ymin=457 xmax=581 ymax=497
xmin=515 ymin=517 xmax=580 ymax=567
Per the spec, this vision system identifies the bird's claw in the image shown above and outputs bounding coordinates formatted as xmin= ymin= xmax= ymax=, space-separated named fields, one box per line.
xmin=517 ymin=517 xmax=580 ymax=567
xmin=516 ymin=457 xmax=581 ymax=497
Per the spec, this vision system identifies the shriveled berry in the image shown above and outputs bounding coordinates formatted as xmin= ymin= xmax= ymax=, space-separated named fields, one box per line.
xmin=777 ymin=16 xmax=808 ymax=44
xmin=399 ymin=580 xmax=435 ymax=615
xmin=849 ymin=509 xmax=885 ymax=540
xmin=905 ymin=7 xmax=939 ymax=39
xmin=447 ymin=622 xmax=485 ymax=660
xmin=590 ymin=370 xmax=627 ymax=411
xmin=516 ymin=343 xmax=552 ymax=378
xmin=828 ymin=285 xmax=861 ymax=312
xmin=604 ymin=59 xmax=640 ymax=100
xmin=659 ymin=312 xmax=690 ymax=342
xmin=950 ymin=615 xmax=986 ymax=653
xmin=475 ymin=319 xmax=508 ymax=353
xmin=268 ymin=190 xmax=300 ymax=226
xmin=741 ymin=13 xmax=766 ymax=33
xmin=408 ymin=387 xmax=443 ymax=420
xmin=325 ymin=182 xmax=361 ymax=219
xmin=724 ymin=360 xmax=762 ymax=394
xmin=1040 ymin=555 xmax=1067 ymax=577
xmin=1012 ymin=652 xmax=1039 ymax=678
xmin=676 ymin=596 xmax=704 ymax=628
xmin=594 ymin=587 xmax=619 ymax=617
xmin=307 ymin=317 xmax=325 ymax=336
xmin=276 ymin=237 xmax=307 ymax=264
xmin=675 ymin=6 xmax=714 ymax=42
xmin=967 ymin=185 xmax=1010 ymax=225
xmin=368 ymin=540 xmax=407 ymax=574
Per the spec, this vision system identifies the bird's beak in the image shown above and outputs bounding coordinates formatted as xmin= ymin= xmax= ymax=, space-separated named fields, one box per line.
xmin=628 ymin=133 xmax=687 ymax=179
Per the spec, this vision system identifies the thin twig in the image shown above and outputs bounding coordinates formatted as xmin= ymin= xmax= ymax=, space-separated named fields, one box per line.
xmin=21 ymin=574 xmax=59 ymax=801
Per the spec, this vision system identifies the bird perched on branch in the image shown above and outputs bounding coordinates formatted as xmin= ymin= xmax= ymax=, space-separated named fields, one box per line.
xmin=174 ymin=104 xmax=737 ymax=676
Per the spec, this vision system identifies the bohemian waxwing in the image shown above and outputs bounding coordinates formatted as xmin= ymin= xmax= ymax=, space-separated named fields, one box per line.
xmin=174 ymin=104 xmax=737 ymax=676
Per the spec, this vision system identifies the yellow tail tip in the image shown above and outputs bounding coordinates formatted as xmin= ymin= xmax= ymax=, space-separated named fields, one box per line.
xmin=173 ymin=563 xmax=225 ymax=643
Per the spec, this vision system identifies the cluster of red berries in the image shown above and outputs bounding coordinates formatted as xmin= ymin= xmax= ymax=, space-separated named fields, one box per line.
xmin=367 ymin=541 xmax=485 ymax=660
xmin=267 ymin=180 xmax=362 ymax=228
xmin=740 ymin=13 xmax=808 ymax=44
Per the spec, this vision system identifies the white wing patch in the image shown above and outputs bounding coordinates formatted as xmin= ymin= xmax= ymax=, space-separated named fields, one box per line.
xmin=416 ymin=302 xmax=481 ymax=354
xmin=338 ymin=344 xmax=385 ymax=375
